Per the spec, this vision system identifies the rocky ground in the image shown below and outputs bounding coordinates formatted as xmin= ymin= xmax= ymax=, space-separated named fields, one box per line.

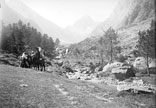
xmin=0 ymin=51 xmax=156 ymax=108
xmin=0 ymin=64 xmax=156 ymax=108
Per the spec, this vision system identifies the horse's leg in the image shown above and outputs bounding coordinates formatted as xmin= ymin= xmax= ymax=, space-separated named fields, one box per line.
xmin=34 ymin=65 xmax=37 ymax=70
xmin=37 ymin=63 xmax=40 ymax=71
xmin=28 ymin=62 xmax=30 ymax=68
xmin=39 ymin=60 xmax=43 ymax=71
xmin=40 ymin=62 xmax=43 ymax=71
xmin=42 ymin=61 xmax=45 ymax=71
xmin=43 ymin=61 xmax=45 ymax=71
xmin=40 ymin=64 xmax=42 ymax=71
xmin=43 ymin=64 xmax=45 ymax=71
xmin=23 ymin=59 xmax=26 ymax=68
xmin=20 ymin=61 xmax=23 ymax=67
xmin=33 ymin=63 xmax=36 ymax=70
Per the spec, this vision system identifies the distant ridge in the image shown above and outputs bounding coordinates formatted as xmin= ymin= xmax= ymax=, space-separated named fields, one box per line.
xmin=70 ymin=0 xmax=155 ymax=55
xmin=65 ymin=15 xmax=100 ymax=41
xmin=1 ymin=0 xmax=83 ymax=43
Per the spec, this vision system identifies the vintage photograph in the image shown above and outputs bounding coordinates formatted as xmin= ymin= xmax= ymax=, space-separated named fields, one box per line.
xmin=0 ymin=0 xmax=155 ymax=107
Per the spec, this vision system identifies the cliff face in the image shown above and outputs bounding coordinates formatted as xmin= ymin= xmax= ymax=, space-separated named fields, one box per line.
xmin=91 ymin=0 xmax=155 ymax=36
xmin=70 ymin=0 xmax=155 ymax=55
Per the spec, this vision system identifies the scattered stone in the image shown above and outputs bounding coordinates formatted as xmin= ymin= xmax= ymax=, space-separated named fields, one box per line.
xmin=20 ymin=84 xmax=28 ymax=87
xmin=61 ymin=91 xmax=69 ymax=95
xmin=134 ymin=101 xmax=146 ymax=107
xmin=68 ymin=96 xmax=76 ymax=101
xmin=71 ymin=101 xmax=78 ymax=105
xmin=90 ymin=93 xmax=112 ymax=102
xmin=54 ymin=84 xmax=69 ymax=96
xmin=117 ymin=78 xmax=156 ymax=93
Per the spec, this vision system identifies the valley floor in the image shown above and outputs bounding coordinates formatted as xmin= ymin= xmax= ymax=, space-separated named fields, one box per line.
xmin=0 ymin=64 xmax=155 ymax=108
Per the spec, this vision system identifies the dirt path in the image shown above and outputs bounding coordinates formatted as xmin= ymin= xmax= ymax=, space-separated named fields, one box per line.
xmin=0 ymin=65 xmax=155 ymax=108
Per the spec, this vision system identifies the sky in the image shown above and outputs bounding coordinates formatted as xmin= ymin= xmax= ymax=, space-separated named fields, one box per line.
xmin=22 ymin=0 xmax=119 ymax=28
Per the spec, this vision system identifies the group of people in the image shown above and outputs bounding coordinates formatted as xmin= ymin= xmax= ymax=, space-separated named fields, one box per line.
xmin=20 ymin=47 xmax=46 ymax=71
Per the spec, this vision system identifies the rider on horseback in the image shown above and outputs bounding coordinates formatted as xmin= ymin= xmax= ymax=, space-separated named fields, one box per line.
xmin=20 ymin=52 xmax=29 ymax=68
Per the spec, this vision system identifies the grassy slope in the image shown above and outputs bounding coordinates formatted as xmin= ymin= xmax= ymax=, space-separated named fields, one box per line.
xmin=0 ymin=64 xmax=155 ymax=108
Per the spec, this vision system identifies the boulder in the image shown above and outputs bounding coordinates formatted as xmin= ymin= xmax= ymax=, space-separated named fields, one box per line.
xmin=149 ymin=59 xmax=156 ymax=68
xmin=102 ymin=62 xmax=123 ymax=72
xmin=112 ymin=66 xmax=135 ymax=81
xmin=135 ymin=73 xmax=145 ymax=77
xmin=111 ymin=62 xmax=123 ymax=68
xmin=149 ymin=67 xmax=156 ymax=74
xmin=133 ymin=57 xmax=147 ymax=71
xmin=102 ymin=63 xmax=111 ymax=72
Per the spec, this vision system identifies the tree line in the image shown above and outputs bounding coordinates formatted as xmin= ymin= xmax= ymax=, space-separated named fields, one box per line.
xmin=1 ymin=20 xmax=59 ymax=58
xmin=98 ymin=20 xmax=155 ymax=67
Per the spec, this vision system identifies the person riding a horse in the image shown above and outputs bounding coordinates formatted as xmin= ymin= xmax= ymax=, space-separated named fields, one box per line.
xmin=36 ymin=47 xmax=41 ymax=59
xmin=20 ymin=47 xmax=45 ymax=71
xmin=32 ymin=47 xmax=45 ymax=71
xmin=38 ymin=47 xmax=46 ymax=71
xmin=20 ymin=52 xmax=29 ymax=68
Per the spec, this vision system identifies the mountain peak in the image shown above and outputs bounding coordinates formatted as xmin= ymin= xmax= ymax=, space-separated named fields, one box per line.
xmin=65 ymin=15 xmax=100 ymax=42
xmin=80 ymin=15 xmax=94 ymax=21
xmin=75 ymin=15 xmax=95 ymax=25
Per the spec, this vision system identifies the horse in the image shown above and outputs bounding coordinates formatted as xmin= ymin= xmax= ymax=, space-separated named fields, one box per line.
xmin=31 ymin=51 xmax=40 ymax=70
xmin=20 ymin=47 xmax=46 ymax=71
xmin=39 ymin=57 xmax=46 ymax=71
xmin=27 ymin=54 xmax=33 ymax=68
xmin=31 ymin=47 xmax=46 ymax=71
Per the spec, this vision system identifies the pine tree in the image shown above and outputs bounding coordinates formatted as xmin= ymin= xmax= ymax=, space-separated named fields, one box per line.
xmin=98 ymin=36 xmax=108 ymax=65
xmin=136 ymin=20 xmax=155 ymax=74
xmin=98 ymin=27 xmax=118 ymax=64
xmin=55 ymin=38 xmax=60 ymax=47
xmin=104 ymin=27 xmax=118 ymax=63
xmin=1 ymin=20 xmax=56 ymax=58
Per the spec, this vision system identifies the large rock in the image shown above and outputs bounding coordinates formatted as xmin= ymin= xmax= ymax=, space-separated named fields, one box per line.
xmin=133 ymin=57 xmax=147 ymax=72
xmin=149 ymin=67 xmax=156 ymax=74
xmin=149 ymin=59 xmax=156 ymax=68
xmin=112 ymin=66 xmax=135 ymax=81
xmin=102 ymin=63 xmax=111 ymax=72
xmin=102 ymin=62 xmax=123 ymax=72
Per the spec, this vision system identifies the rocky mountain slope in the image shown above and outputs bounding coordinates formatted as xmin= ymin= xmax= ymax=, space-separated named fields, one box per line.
xmin=66 ymin=15 xmax=100 ymax=41
xmin=91 ymin=0 xmax=155 ymax=36
xmin=1 ymin=0 xmax=41 ymax=33
xmin=71 ymin=0 xmax=155 ymax=55
xmin=1 ymin=0 xmax=81 ymax=43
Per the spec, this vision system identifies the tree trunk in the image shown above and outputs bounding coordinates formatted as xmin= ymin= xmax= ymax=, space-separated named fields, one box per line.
xmin=110 ymin=40 xmax=113 ymax=63
xmin=146 ymin=34 xmax=150 ymax=75
xmin=146 ymin=55 xmax=149 ymax=75
xmin=101 ymin=52 xmax=104 ymax=65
